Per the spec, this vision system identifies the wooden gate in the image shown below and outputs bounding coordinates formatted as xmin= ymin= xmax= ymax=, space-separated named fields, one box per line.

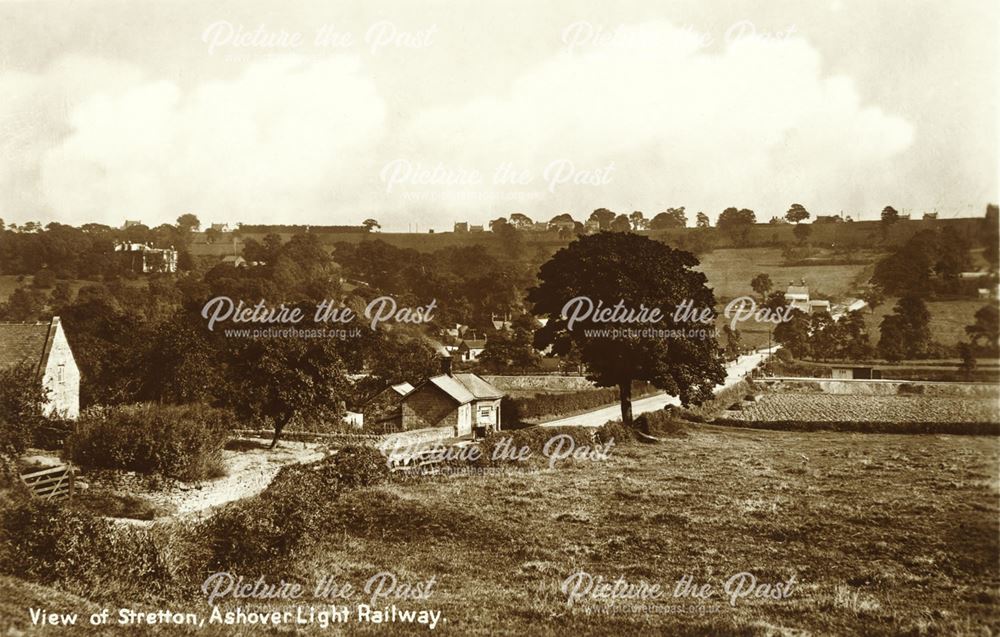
xmin=20 ymin=464 xmax=76 ymax=501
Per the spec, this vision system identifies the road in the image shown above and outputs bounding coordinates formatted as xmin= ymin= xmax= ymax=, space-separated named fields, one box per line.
xmin=539 ymin=347 xmax=776 ymax=428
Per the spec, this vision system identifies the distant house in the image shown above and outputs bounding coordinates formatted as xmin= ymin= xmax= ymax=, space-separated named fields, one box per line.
xmin=0 ymin=317 xmax=80 ymax=419
xmin=454 ymin=222 xmax=469 ymax=233
xmin=458 ymin=338 xmax=486 ymax=362
xmin=210 ymin=223 xmax=231 ymax=233
xmin=469 ymin=225 xmax=485 ymax=232
xmin=362 ymin=382 xmax=415 ymax=433
xmin=491 ymin=313 xmax=512 ymax=331
xmin=400 ymin=359 xmax=503 ymax=438
xmin=221 ymin=255 xmax=247 ymax=268
xmin=529 ymin=222 xmax=549 ymax=232
xmin=584 ymin=219 xmax=601 ymax=233
xmin=783 ymin=283 xmax=830 ymax=314
xmin=122 ymin=219 xmax=143 ymax=229
xmin=831 ymin=366 xmax=881 ymax=380
xmin=548 ymin=220 xmax=576 ymax=233
xmin=959 ymin=271 xmax=990 ymax=279
xmin=114 ymin=242 xmax=178 ymax=273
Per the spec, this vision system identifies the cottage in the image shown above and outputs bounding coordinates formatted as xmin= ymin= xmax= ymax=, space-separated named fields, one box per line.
xmin=783 ymin=283 xmax=830 ymax=315
xmin=0 ymin=317 xmax=80 ymax=419
xmin=114 ymin=242 xmax=178 ymax=273
xmin=221 ymin=255 xmax=247 ymax=268
xmin=400 ymin=358 xmax=503 ymax=438
xmin=458 ymin=339 xmax=486 ymax=362
xmin=362 ymin=382 xmax=415 ymax=433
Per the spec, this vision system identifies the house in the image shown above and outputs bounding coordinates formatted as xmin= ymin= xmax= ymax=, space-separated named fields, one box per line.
xmin=783 ymin=282 xmax=830 ymax=314
xmin=454 ymin=222 xmax=469 ymax=233
xmin=0 ymin=317 xmax=80 ymax=419
xmin=959 ymin=271 xmax=990 ymax=279
xmin=122 ymin=219 xmax=143 ymax=229
xmin=400 ymin=358 xmax=503 ymax=438
xmin=469 ymin=225 xmax=485 ymax=232
xmin=831 ymin=366 xmax=881 ymax=380
xmin=491 ymin=313 xmax=512 ymax=331
xmin=458 ymin=338 xmax=486 ymax=362
xmin=114 ymin=242 xmax=178 ymax=273
xmin=221 ymin=255 xmax=247 ymax=268
xmin=210 ymin=223 xmax=231 ymax=233
xmin=362 ymin=382 xmax=415 ymax=433
xmin=548 ymin=220 xmax=576 ymax=233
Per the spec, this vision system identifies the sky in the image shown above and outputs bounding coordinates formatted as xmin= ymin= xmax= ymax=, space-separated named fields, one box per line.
xmin=0 ymin=0 xmax=996 ymax=231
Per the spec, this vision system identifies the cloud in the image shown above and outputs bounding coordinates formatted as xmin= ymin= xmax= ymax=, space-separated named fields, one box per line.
xmin=394 ymin=21 xmax=914 ymax=222
xmin=3 ymin=54 xmax=386 ymax=225
xmin=1 ymin=22 xmax=914 ymax=228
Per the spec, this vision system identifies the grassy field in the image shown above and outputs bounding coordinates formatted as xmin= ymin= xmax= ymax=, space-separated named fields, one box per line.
xmin=696 ymin=247 xmax=878 ymax=301
xmin=1 ymin=427 xmax=996 ymax=635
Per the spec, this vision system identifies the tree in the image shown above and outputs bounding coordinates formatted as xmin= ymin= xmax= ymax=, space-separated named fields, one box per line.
xmin=957 ymin=342 xmax=977 ymax=380
xmin=479 ymin=321 xmax=541 ymax=372
xmin=527 ymin=233 xmax=725 ymax=428
xmin=204 ymin=227 xmax=222 ymax=244
xmin=880 ymin=206 xmax=899 ymax=224
xmin=695 ymin=212 xmax=710 ymax=228
xmin=878 ymin=296 xmax=931 ymax=360
xmin=750 ymin=273 xmax=772 ymax=300
xmin=610 ymin=214 xmax=632 ymax=232
xmin=837 ymin=310 xmax=873 ymax=360
xmin=773 ymin=309 xmax=811 ymax=358
xmin=786 ymin=203 xmax=810 ymax=224
xmin=966 ymin=304 xmax=999 ymax=354
xmin=362 ymin=218 xmax=381 ymax=232
xmin=223 ymin=329 xmax=350 ymax=448
xmin=490 ymin=217 xmax=509 ymax=232
xmin=862 ymin=285 xmax=885 ymax=314
xmin=717 ymin=208 xmax=756 ymax=246
xmin=722 ymin=325 xmax=741 ymax=360
xmin=649 ymin=208 xmax=687 ymax=230
xmin=629 ymin=211 xmax=648 ymax=231
xmin=793 ymin=223 xmax=812 ymax=244
xmin=550 ymin=213 xmax=574 ymax=224
xmin=588 ymin=208 xmax=616 ymax=231
xmin=509 ymin=213 xmax=534 ymax=229
xmin=176 ymin=213 xmax=200 ymax=233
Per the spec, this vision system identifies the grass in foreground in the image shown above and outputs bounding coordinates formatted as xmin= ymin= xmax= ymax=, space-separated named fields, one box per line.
xmin=1 ymin=427 xmax=997 ymax=636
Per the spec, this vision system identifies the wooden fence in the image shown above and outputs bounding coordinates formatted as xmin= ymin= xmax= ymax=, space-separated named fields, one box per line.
xmin=20 ymin=464 xmax=76 ymax=501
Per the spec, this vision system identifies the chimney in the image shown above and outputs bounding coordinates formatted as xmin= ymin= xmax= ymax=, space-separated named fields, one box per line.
xmin=440 ymin=355 xmax=453 ymax=376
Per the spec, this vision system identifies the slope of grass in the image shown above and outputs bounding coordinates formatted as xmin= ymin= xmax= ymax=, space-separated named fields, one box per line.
xmin=3 ymin=428 xmax=994 ymax=635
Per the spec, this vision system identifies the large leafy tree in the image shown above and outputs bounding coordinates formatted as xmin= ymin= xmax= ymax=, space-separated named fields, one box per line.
xmin=528 ymin=233 xmax=725 ymax=428
xmin=649 ymin=208 xmax=687 ymax=230
xmin=750 ymin=273 xmax=772 ymax=300
xmin=785 ymin=203 xmax=810 ymax=224
xmin=878 ymin=296 xmax=931 ymax=361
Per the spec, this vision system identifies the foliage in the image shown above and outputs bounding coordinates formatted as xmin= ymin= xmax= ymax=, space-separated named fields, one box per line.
xmin=501 ymin=383 xmax=655 ymax=425
xmin=649 ymin=208 xmax=687 ymax=230
xmin=0 ymin=364 xmax=47 ymax=463
xmin=965 ymin=304 xmax=999 ymax=355
xmin=871 ymin=228 xmax=973 ymax=296
xmin=750 ymin=273 xmax=772 ymax=299
xmin=64 ymin=403 xmax=232 ymax=481
xmin=528 ymin=233 xmax=725 ymax=426
xmin=786 ymin=203 xmax=810 ymax=224
xmin=878 ymin=296 xmax=932 ymax=361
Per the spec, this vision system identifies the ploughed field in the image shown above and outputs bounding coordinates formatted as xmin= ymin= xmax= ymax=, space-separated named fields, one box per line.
xmin=728 ymin=393 xmax=1000 ymax=424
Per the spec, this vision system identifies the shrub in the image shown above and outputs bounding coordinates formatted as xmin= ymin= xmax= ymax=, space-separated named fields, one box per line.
xmin=501 ymin=382 xmax=657 ymax=426
xmin=0 ymin=499 xmax=167 ymax=597
xmin=479 ymin=426 xmax=594 ymax=466
xmin=596 ymin=419 xmax=635 ymax=445
xmin=635 ymin=409 xmax=687 ymax=437
xmin=0 ymin=363 xmax=47 ymax=463
xmin=64 ymin=403 xmax=232 ymax=481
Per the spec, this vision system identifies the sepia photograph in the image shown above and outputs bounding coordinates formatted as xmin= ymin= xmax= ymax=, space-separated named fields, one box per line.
xmin=0 ymin=0 xmax=997 ymax=635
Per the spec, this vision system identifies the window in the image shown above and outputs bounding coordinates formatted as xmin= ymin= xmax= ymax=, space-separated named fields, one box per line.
xmin=478 ymin=406 xmax=492 ymax=420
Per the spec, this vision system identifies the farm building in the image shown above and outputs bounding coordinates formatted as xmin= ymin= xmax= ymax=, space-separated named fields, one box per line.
xmin=362 ymin=382 xmax=415 ymax=433
xmin=830 ymin=366 xmax=882 ymax=380
xmin=0 ymin=317 xmax=80 ymax=419
xmin=458 ymin=338 xmax=486 ymax=361
xmin=400 ymin=358 xmax=503 ymax=438
xmin=784 ymin=283 xmax=831 ymax=314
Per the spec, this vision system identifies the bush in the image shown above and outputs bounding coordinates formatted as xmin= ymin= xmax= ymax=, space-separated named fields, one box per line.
xmin=502 ymin=382 xmax=656 ymax=426
xmin=64 ymin=403 xmax=232 ymax=481
xmin=0 ymin=364 xmax=47 ymax=463
xmin=479 ymin=426 xmax=594 ymax=466
xmin=0 ymin=499 xmax=167 ymax=597
xmin=596 ymin=419 xmax=635 ymax=444
xmin=635 ymin=409 xmax=687 ymax=437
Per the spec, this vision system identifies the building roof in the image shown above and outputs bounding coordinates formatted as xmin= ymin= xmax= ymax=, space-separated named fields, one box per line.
xmin=785 ymin=285 xmax=809 ymax=297
xmin=426 ymin=374 xmax=476 ymax=404
xmin=0 ymin=318 xmax=60 ymax=376
xmin=453 ymin=373 xmax=504 ymax=400
xmin=460 ymin=339 xmax=486 ymax=350
xmin=390 ymin=382 xmax=415 ymax=396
